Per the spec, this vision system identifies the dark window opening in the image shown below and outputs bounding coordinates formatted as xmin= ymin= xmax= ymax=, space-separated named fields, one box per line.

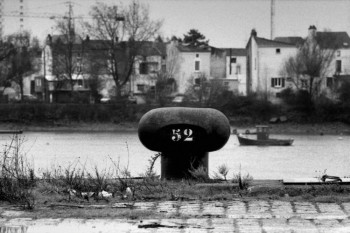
xmin=139 ymin=63 xmax=148 ymax=74
xmin=336 ymin=60 xmax=342 ymax=73
xmin=271 ymin=77 xmax=285 ymax=88
xmin=137 ymin=84 xmax=145 ymax=92
xmin=276 ymin=48 xmax=281 ymax=54
xmin=195 ymin=61 xmax=200 ymax=71
xmin=327 ymin=77 xmax=333 ymax=88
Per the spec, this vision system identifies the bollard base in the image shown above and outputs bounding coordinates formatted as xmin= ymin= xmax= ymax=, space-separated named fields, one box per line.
xmin=161 ymin=152 xmax=208 ymax=180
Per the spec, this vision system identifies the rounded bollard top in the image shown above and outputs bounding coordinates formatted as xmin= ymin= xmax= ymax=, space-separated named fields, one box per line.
xmin=138 ymin=107 xmax=230 ymax=152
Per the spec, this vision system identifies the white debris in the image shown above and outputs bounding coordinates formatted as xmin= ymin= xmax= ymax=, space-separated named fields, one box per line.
xmin=99 ymin=190 xmax=113 ymax=198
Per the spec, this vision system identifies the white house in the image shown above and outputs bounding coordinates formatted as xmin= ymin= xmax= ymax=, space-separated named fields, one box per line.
xmin=224 ymin=48 xmax=247 ymax=95
xmin=246 ymin=29 xmax=298 ymax=102
xmin=275 ymin=26 xmax=350 ymax=100
xmin=167 ymin=40 xmax=211 ymax=94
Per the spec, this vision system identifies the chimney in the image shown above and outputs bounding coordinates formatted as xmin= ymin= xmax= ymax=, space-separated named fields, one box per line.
xmin=308 ymin=25 xmax=317 ymax=39
xmin=46 ymin=34 xmax=52 ymax=44
xmin=251 ymin=29 xmax=257 ymax=38
xmin=85 ymin=35 xmax=90 ymax=42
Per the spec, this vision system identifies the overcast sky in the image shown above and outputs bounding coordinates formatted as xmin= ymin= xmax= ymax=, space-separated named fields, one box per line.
xmin=3 ymin=0 xmax=350 ymax=48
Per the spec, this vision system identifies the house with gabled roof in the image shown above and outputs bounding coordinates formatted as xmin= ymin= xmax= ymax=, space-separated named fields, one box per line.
xmin=39 ymin=34 xmax=167 ymax=103
xmin=167 ymin=40 xmax=211 ymax=94
xmin=131 ymin=41 xmax=167 ymax=96
xmin=246 ymin=29 xmax=297 ymax=102
xmin=210 ymin=47 xmax=247 ymax=95
xmin=275 ymin=26 xmax=350 ymax=100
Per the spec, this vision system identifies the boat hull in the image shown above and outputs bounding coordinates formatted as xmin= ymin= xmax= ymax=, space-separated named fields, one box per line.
xmin=237 ymin=135 xmax=293 ymax=146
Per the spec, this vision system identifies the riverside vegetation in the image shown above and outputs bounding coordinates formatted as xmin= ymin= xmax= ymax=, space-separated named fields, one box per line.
xmin=2 ymin=90 xmax=350 ymax=127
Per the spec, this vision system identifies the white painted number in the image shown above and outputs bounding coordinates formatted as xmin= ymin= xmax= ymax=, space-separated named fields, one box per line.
xmin=172 ymin=129 xmax=181 ymax=141
xmin=183 ymin=129 xmax=193 ymax=141
xmin=171 ymin=129 xmax=193 ymax=142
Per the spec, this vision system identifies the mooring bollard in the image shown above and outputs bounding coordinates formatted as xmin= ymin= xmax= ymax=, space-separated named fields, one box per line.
xmin=138 ymin=107 xmax=230 ymax=179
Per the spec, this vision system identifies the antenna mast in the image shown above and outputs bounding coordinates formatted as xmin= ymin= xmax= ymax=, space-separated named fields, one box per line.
xmin=0 ymin=0 xmax=3 ymax=38
xmin=270 ymin=0 xmax=275 ymax=40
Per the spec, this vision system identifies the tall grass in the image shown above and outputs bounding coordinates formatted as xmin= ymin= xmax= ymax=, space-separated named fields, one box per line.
xmin=0 ymin=134 xmax=36 ymax=209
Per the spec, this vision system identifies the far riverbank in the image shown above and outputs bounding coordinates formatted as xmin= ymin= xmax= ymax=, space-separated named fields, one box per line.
xmin=0 ymin=121 xmax=349 ymax=135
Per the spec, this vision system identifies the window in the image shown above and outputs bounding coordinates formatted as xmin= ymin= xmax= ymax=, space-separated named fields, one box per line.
xmin=139 ymin=62 xmax=148 ymax=74
xmin=137 ymin=84 xmax=145 ymax=92
xmin=195 ymin=60 xmax=200 ymax=71
xmin=194 ymin=78 xmax=201 ymax=85
xmin=196 ymin=54 xmax=199 ymax=58
xmin=236 ymin=65 xmax=241 ymax=74
xmin=139 ymin=62 xmax=158 ymax=74
xmin=337 ymin=51 xmax=341 ymax=57
xmin=148 ymin=62 xmax=158 ymax=73
xmin=77 ymin=80 xmax=83 ymax=87
xmin=300 ymin=80 xmax=308 ymax=89
xmin=327 ymin=77 xmax=333 ymax=88
xmin=276 ymin=48 xmax=281 ymax=54
xmin=271 ymin=77 xmax=285 ymax=88
xmin=224 ymin=81 xmax=229 ymax=86
xmin=35 ymin=79 xmax=42 ymax=87
xmin=161 ymin=64 xmax=166 ymax=73
xmin=230 ymin=57 xmax=236 ymax=63
xmin=77 ymin=64 xmax=82 ymax=73
xmin=336 ymin=60 xmax=342 ymax=73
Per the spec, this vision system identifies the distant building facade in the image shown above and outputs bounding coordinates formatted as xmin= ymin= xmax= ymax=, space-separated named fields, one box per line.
xmin=167 ymin=40 xmax=211 ymax=94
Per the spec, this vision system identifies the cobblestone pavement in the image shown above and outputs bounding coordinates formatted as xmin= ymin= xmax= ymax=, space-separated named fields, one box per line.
xmin=1 ymin=200 xmax=350 ymax=232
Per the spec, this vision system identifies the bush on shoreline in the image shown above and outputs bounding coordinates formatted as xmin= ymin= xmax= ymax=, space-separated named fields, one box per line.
xmin=0 ymin=92 xmax=350 ymax=127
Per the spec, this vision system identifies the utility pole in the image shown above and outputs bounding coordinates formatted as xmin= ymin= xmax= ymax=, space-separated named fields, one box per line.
xmin=270 ymin=0 xmax=275 ymax=40
xmin=65 ymin=1 xmax=75 ymax=40
xmin=0 ymin=0 xmax=4 ymax=38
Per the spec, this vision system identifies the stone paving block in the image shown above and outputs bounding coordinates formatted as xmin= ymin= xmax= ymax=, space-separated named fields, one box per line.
xmin=270 ymin=201 xmax=294 ymax=219
xmin=338 ymin=219 xmax=350 ymax=230
xmin=236 ymin=219 xmax=262 ymax=233
xmin=0 ymin=225 xmax=28 ymax=233
xmin=178 ymin=202 xmax=201 ymax=216
xmin=246 ymin=200 xmax=272 ymax=219
xmin=201 ymin=201 xmax=226 ymax=216
xmin=260 ymin=219 xmax=290 ymax=233
xmin=153 ymin=220 xmax=186 ymax=233
xmin=287 ymin=218 xmax=318 ymax=233
xmin=294 ymin=202 xmax=318 ymax=219
xmin=185 ymin=218 xmax=213 ymax=232
xmin=340 ymin=203 xmax=350 ymax=215
xmin=313 ymin=219 xmax=345 ymax=233
xmin=133 ymin=202 xmax=156 ymax=210
xmin=226 ymin=200 xmax=246 ymax=218
xmin=315 ymin=203 xmax=347 ymax=219
xmin=156 ymin=201 xmax=179 ymax=215
xmin=210 ymin=218 xmax=235 ymax=233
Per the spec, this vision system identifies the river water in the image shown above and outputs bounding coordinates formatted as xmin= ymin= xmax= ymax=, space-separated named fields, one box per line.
xmin=1 ymin=131 xmax=349 ymax=180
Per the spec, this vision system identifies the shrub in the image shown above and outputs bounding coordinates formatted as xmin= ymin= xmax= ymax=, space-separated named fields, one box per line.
xmin=188 ymin=166 xmax=209 ymax=182
xmin=0 ymin=134 xmax=36 ymax=209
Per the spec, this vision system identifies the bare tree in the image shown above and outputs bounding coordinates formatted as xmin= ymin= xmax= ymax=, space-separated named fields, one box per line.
xmin=6 ymin=31 xmax=41 ymax=100
xmin=281 ymin=31 xmax=337 ymax=102
xmin=84 ymin=0 xmax=162 ymax=98
xmin=51 ymin=17 xmax=86 ymax=94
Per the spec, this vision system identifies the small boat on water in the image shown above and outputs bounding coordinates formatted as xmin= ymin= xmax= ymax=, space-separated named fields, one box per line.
xmin=236 ymin=125 xmax=294 ymax=146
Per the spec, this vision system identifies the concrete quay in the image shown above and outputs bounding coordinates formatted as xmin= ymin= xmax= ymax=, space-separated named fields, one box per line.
xmin=1 ymin=199 xmax=350 ymax=232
